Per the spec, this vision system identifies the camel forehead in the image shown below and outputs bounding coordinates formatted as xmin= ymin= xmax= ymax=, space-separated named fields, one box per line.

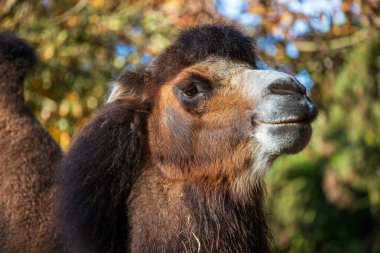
xmin=190 ymin=57 xmax=250 ymax=83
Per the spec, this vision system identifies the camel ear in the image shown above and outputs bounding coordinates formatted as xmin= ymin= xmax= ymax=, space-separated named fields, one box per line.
xmin=0 ymin=31 xmax=36 ymax=86
xmin=107 ymin=69 xmax=152 ymax=112
xmin=59 ymin=71 xmax=149 ymax=252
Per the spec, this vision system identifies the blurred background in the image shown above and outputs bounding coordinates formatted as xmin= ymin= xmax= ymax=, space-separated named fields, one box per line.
xmin=1 ymin=0 xmax=379 ymax=252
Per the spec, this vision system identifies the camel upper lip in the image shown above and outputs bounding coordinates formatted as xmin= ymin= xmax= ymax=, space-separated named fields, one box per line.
xmin=255 ymin=112 xmax=317 ymax=125
xmin=253 ymin=110 xmax=318 ymax=125
xmin=253 ymin=97 xmax=318 ymax=126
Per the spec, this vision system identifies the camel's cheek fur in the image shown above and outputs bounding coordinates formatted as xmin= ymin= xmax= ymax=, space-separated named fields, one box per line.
xmin=148 ymin=68 xmax=257 ymax=181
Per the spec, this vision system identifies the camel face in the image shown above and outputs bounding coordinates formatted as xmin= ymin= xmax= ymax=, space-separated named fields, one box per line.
xmin=151 ymin=57 xmax=317 ymax=178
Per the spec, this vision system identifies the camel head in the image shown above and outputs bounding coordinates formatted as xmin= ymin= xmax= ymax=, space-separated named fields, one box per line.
xmin=108 ymin=25 xmax=317 ymax=187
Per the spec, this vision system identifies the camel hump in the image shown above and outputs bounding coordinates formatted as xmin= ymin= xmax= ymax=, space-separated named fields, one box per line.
xmin=0 ymin=31 xmax=36 ymax=85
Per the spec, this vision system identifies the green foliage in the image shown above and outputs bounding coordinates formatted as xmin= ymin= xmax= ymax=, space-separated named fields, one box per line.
xmin=1 ymin=0 xmax=177 ymax=149
xmin=1 ymin=0 xmax=380 ymax=252
xmin=268 ymin=32 xmax=380 ymax=253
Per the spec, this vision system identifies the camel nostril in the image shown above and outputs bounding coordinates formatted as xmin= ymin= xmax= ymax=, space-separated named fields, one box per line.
xmin=268 ymin=78 xmax=306 ymax=95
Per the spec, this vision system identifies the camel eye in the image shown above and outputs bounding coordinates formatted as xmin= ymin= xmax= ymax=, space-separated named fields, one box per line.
xmin=183 ymin=83 xmax=199 ymax=97
xmin=174 ymin=74 xmax=212 ymax=112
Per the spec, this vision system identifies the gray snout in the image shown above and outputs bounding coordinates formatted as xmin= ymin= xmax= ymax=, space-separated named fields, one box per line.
xmin=253 ymin=76 xmax=317 ymax=125
xmin=240 ymin=69 xmax=317 ymax=124
xmin=244 ymin=69 xmax=318 ymax=155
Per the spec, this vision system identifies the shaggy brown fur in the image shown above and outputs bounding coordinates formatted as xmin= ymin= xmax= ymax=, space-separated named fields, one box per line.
xmin=60 ymin=25 xmax=273 ymax=253
xmin=0 ymin=31 xmax=62 ymax=252
xmin=0 ymin=25 xmax=317 ymax=253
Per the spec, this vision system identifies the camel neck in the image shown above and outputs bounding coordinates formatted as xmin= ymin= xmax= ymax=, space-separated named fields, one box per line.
xmin=181 ymin=180 xmax=270 ymax=253
xmin=128 ymin=167 xmax=271 ymax=253
xmin=0 ymin=84 xmax=25 ymax=111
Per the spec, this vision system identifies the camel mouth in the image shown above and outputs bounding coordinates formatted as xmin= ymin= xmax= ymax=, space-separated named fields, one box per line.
xmin=256 ymin=114 xmax=317 ymax=125
xmin=256 ymin=118 xmax=312 ymax=125
xmin=253 ymin=107 xmax=318 ymax=126
xmin=253 ymin=94 xmax=318 ymax=127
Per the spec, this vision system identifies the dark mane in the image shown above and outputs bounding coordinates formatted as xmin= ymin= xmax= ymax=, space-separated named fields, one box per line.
xmin=149 ymin=24 xmax=259 ymax=86
xmin=59 ymin=104 xmax=149 ymax=252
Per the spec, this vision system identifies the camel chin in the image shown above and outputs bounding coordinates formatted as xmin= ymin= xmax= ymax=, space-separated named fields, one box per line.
xmin=254 ymin=122 xmax=313 ymax=155
xmin=253 ymin=99 xmax=317 ymax=155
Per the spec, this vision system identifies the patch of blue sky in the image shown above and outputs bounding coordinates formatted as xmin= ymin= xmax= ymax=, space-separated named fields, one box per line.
xmin=256 ymin=36 xmax=266 ymax=49
xmin=132 ymin=26 xmax=143 ymax=33
xmin=310 ymin=14 xmax=331 ymax=33
xmin=279 ymin=0 xmax=342 ymax=34
xmin=215 ymin=0 xmax=261 ymax=28
xmin=272 ymin=27 xmax=285 ymax=41
xmin=216 ymin=0 xmax=345 ymax=34
xmin=351 ymin=2 xmax=361 ymax=15
xmin=278 ymin=64 xmax=291 ymax=74
xmin=237 ymin=13 xmax=261 ymax=27
xmin=256 ymin=60 xmax=275 ymax=70
xmin=257 ymin=36 xmax=277 ymax=56
xmin=115 ymin=43 xmax=136 ymax=58
xmin=285 ymin=42 xmax=299 ymax=59
xmin=140 ymin=54 xmax=152 ymax=65
xmin=333 ymin=11 xmax=346 ymax=25
xmin=283 ymin=0 xmax=341 ymax=16
xmin=123 ymin=64 xmax=136 ymax=71
xmin=290 ymin=19 xmax=310 ymax=37
xmin=295 ymin=69 xmax=314 ymax=90
xmin=286 ymin=0 xmax=303 ymax=13
xmin=214 ymin=0 xmax=247 ymax=20
xmin=130 ymin=26 xmax=143 ymax=37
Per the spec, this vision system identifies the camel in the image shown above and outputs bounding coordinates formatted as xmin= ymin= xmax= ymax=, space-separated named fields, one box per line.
xmin=0 ymin=24 xmax=318 ymax=253
xmin=0 ymin=31 xmax=62 ymax=252
xmin=59 ymin=24 xmax=317 ymax=253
